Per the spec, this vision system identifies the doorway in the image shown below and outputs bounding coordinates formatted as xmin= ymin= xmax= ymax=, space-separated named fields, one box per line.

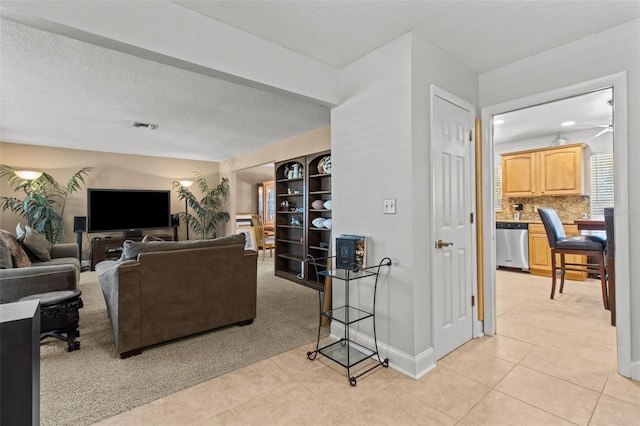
xmin=480 ymin=73 xmax=630 ymax=377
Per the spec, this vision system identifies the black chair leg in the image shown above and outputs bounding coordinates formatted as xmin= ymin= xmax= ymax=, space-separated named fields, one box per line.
xmin=550 ymin=249 xmax=557 ymax=299
xmin=559 ymin=253 xmax=566 ymax=294
xmin=599 ymin=251 xmax=609 ymax=310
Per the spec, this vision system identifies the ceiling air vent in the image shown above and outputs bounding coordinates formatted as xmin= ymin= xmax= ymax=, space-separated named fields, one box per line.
xmin=130 ymin=121 xmax=157 ymax=130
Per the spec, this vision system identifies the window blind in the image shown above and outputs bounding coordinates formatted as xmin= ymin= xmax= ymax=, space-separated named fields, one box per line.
xmin=590 ymin=153 xmax=614 ymax=217
xmin=494 ymin=166 xmax=502 ymax=211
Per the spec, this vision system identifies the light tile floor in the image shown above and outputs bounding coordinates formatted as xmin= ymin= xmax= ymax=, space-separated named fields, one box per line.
xmin=95 ymin=270 xmax=640 ymax=425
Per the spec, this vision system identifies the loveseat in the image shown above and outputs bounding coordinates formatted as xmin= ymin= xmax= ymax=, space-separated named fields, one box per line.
xmin=96 ymin=234 xmax=258 ymax=358
xmin=0 ymin=229 xmax=80 ymax=303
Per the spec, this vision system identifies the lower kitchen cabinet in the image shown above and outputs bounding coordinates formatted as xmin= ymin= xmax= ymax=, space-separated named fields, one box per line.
xmin=528 ymin=223 xmax=587 ymax=281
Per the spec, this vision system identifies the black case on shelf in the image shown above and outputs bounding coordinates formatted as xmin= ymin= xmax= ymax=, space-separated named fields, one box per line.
xmin=336 ymin=237 xmax=357 ymax=270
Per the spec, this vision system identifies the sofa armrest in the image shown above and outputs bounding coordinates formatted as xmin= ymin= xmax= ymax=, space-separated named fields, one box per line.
xmin=96 ymin=260 xmax=142 ymax=356
xmin=0 ymin=264 xmax=77 ymax=303
xmin=50 ymin=243 xmax=79 ymax=260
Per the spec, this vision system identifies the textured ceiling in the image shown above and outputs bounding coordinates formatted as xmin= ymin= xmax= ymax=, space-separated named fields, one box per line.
xmin=493 ymin=88 xmax=613 ymax=145
xmin=176 ymin=0 xmax=640 ymax=72
xmin=0 ymin=18 xmax=330 ymax=162
xmin=1 ymin=1 xmax=638 ymax=162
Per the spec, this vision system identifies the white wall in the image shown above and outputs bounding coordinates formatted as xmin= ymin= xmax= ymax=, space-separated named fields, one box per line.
xmin=332 ymin=34 xmax=414 ymax=371
xmin=479 ymin=19 xmax=640 ymax=379
xmin=331 ymin=32 xmax=478 ymax=377
xmin=235 ymin=166 xmax=274 ymax=214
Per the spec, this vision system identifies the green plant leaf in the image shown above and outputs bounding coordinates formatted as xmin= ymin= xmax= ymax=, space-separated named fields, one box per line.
xmin=0 ymin=165 xmax=91 ymax=243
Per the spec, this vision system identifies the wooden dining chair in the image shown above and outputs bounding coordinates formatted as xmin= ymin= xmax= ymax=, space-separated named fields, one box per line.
xmin=251 ymin=214 xmax=274 ymax=261
xmin=538 ymin=208 xmax=608 ymax=309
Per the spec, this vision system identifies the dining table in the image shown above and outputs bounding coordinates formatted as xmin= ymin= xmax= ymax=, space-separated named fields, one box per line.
xmin=574 ymin=215 xmax=615 ymax=326
xmin=574 ymin=217 xmax=605 ymax=231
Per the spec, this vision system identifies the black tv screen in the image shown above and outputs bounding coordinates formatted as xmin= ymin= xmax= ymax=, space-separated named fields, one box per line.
xmin=87 ymin=189 xmax=171 ymax=233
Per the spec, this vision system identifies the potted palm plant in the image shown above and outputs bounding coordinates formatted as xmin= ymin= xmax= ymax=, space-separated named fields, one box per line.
xmin=172 ymin=174 xmax=230 ymax=240
xmin=0 ymin=165 xmax=92 ymax=243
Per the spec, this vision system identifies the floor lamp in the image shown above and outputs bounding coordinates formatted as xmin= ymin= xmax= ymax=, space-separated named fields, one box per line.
xmin=178 ymin=180 xmax=194 ymax=240
xmin=14 ymin=170 xmax=43 ymax=227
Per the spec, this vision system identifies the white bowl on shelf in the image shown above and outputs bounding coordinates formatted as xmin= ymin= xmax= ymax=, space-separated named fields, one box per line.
xmin=311 ymin=217 xmax=326 ymax=228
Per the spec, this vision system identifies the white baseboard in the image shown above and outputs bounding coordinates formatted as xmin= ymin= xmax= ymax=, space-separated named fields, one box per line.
xmin=630 ymin=359 xmax=640 ymax=381
xmin=329 ymin=323 xmax=436 ymax=380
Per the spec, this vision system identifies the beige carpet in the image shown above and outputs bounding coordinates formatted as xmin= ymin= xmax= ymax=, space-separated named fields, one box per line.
xmin=39 ymin=256 xmax=322 ymax=426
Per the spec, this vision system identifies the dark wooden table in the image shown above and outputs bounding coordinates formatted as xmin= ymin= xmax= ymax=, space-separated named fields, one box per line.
xmin=574 ymin=219 xmax=605 ymax=231
xmin=20 ymin=290 xmax=83 ymax=351
xmin=574 ymin=217 xmax=615 ymax=326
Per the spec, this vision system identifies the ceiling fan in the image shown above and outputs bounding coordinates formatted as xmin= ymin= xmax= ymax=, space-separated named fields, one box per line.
xmin=591 ymin=120 xmax=612 ymax=139
xmin=590 ymin=98 xmax=613 ymax=139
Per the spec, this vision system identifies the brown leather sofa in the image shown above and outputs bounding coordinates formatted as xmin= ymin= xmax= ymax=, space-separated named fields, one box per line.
xmin=96 ymin=234 xmax=257 ymax=358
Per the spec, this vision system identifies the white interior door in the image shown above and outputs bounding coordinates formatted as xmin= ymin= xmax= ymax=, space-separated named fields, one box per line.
xmin=433 ymin=89 xmax=475 ymax=360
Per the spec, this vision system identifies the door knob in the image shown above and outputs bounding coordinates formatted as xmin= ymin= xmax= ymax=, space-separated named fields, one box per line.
xmin=436 ymin=240 xmax=453 ymax=248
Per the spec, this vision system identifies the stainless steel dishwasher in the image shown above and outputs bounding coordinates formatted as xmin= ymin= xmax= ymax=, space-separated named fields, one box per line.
xmin=496 ymin=222 xmax=529 ymax=270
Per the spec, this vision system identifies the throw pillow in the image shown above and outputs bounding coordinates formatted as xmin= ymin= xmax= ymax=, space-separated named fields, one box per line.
xmin=16 ymin=223 xmax=25 ymax=239
xmin=22 ymin=226 xmax=53 ymax=261
xmin=0 ymin=230 xmax=32 ymax=268
xmin=0 ymin=236 xmax=12 ymax=269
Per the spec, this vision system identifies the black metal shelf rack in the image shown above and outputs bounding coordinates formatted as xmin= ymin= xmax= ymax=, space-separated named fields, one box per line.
xmin=306 ymin=256 xmax=392 ymax=386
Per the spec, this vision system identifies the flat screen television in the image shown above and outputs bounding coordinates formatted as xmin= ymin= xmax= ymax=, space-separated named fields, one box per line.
xmin=87 ymin=189 xmax=171 ymax=233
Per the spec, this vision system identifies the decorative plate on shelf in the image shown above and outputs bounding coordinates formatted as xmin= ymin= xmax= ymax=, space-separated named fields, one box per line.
xmin=323 ymin=200 xmax=332 ymax=210
xmin=311 ymin=217 xmax=326 ymax=228
xmin=311 ymin=199 xmax=325 ymax=209
xmin=322 ymin=156 xmax=331 ymax=174
xmin=317 ymin=155 xmax=332 ymax=174
xmin=323 ymin=219 xmax=332 ymax=229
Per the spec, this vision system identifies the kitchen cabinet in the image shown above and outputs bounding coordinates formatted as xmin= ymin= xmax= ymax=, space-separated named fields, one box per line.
xmin=502 ymin=152 xmax=536 ymax=197
xmin=528 ymin=223 xmax=587 ymax=281
xmin=501 ymin=144 xmax=589 ymax=197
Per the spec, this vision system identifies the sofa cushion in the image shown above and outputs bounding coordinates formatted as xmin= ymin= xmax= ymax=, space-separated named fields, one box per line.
xmin=120 ymin=233 xmax=245 ymax=261
xmin=22 ymin=226 xmax=53 ymax=261
xmin=15 ymin=224 xmax=40 ymax=263
xmin=0 ymin=236 xmax=12 ymax=269
xmin=0 ymin=230 xmax=32 ymax=268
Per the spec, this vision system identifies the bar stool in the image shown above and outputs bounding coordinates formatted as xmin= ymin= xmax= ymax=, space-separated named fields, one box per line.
xmin=538 ymin=208 xmax=608 ymax=309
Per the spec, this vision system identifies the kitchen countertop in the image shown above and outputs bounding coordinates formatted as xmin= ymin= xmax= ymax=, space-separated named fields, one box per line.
xmin=495 ymin=219 xmax=575 ymax=225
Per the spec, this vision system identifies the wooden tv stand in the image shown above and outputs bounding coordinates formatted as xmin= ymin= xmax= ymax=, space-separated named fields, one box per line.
xmin=90 ymin=234 xmax=172 ymax=270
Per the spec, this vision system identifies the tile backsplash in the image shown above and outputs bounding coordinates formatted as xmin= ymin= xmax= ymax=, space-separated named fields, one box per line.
xmin=496 ymin=195 xmax=590 ymax=223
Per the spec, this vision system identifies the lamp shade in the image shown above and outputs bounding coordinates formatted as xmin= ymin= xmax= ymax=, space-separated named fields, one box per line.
xmin=178 ymin=180 xmax=194 ymax=188
xmin=14 ymin=170 xmax=43 ymax=180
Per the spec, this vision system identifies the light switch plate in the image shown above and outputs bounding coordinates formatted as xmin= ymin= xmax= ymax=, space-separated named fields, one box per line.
xmin=384 ymin=199 xmax=396 ymax=214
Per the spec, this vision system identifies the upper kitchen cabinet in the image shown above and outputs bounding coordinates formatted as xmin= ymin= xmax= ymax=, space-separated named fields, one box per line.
xmin=501 ymin=143 xmax=589 ymax=197
xmin=501 ymin=151 xmax=536 ymax=196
